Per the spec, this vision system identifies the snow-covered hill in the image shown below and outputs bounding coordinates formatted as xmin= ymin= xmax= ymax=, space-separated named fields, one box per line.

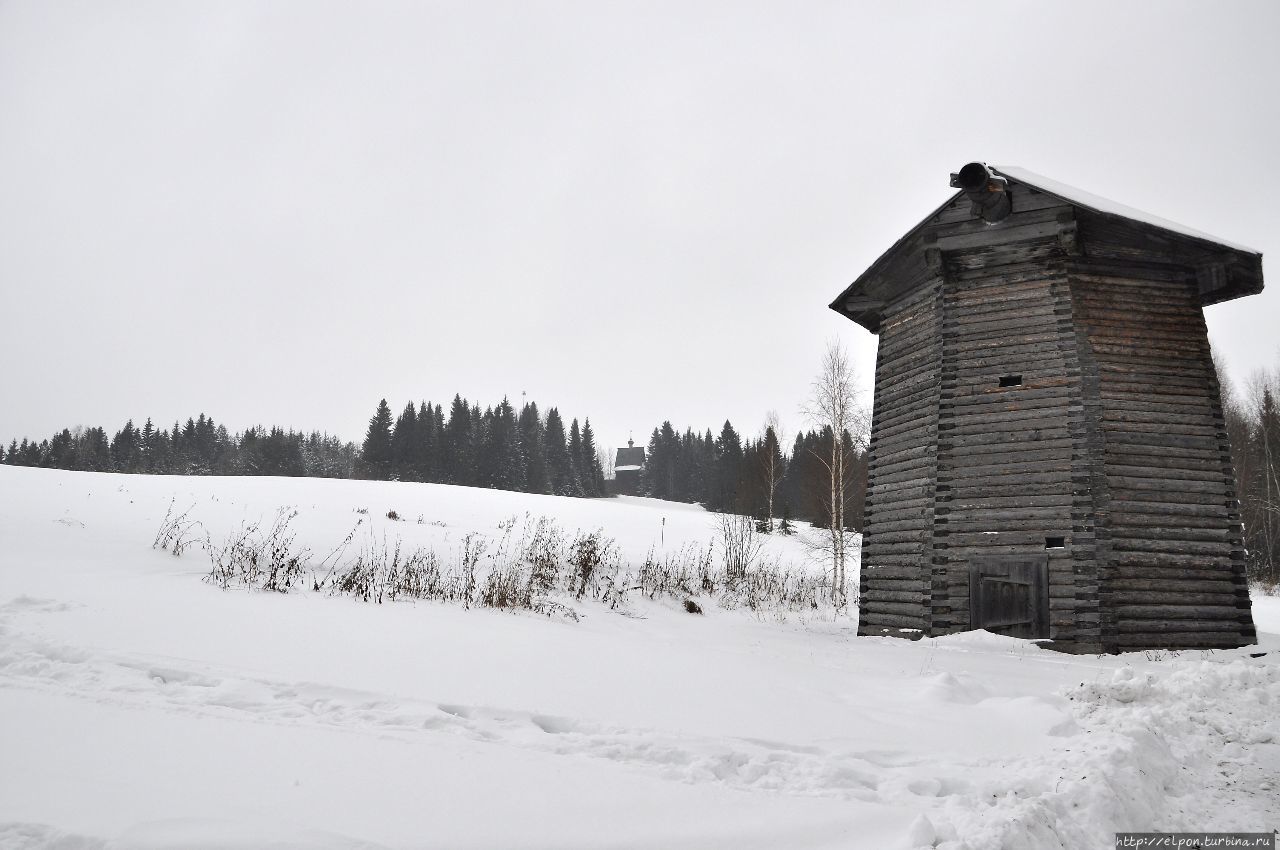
xmin=1 ymin=466 xmax=1277 ymax=849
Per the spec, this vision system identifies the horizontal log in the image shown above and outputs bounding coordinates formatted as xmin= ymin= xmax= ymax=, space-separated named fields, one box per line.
xmin=940 ymin=517 xmax=1077 ymax=534
xmin=862 ymin=600 xmax=930 ymax=617
xmin=859 ymin=613 xmax=929 ymax=631
xmin=1106 ymin=565 xmax=1243 ymax=581
xmin=1108 ymin=489 xmax=1230 ymax=506
xmin=1107 ymin=476 xmax=1226 ymax=495
xmin=947 ymin=242 xmax=1061 ymax=271
xmin=1108 ymin=526 xmax=1236 ymax=544
xmin=863 ymin=540 xmax=928 ymax=557
xmin=1106 ymin=457 xmax=1229 ymax=475
xmin=940 ymin=470 xmax=1078 ymax=491
xmin=864 ymin=589 xmax=931 ymax=604
xmin=944 ymin=493 xmax=1077 ymax=510
xmin=860 ymin=553 xmax=931 ymax=567
xmin=1108 ymin=590 xmax=1239 ymax=606
xmin=943 ymin=439 xmax=1078 ymax=462
xmin=1110 ymin=538 xmax=1231 ymax=557
xmin=1112 ymin=604 xmax=1245 ymax=619
xmin=863 ymin=578 xmax=930 ymax=592
xmin=1111 ymin=552 xmax=1235 ymax=569
xmin=865 ymin=518 xmax=933 ymax=537
xmin=1110 ymin=634 xmax=1250 ymax=649
xmin=1106 ymin=578 xmax=1245 ymax=593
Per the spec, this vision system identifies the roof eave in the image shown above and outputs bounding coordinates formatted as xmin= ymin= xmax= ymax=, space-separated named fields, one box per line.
xmin=829 ymin=189 xmax=966 ymax=334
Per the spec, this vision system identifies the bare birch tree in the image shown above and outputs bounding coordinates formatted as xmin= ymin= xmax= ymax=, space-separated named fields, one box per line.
xmin=759 ymin=410 xmax=787 ymax=532
xmin=803 ymin=341 xmax=867 ymax=608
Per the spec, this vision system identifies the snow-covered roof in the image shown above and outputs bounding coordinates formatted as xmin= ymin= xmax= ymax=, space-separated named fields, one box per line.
xmin=829 ymin=163 xmax=1265 ymax=331
xmin=615 ymin=446 xmax=645 ymax=468
xmin=993 ymin=166 xmax=1260 ymax=255
xmin=614 ymin=464 xmax=642 ymax=472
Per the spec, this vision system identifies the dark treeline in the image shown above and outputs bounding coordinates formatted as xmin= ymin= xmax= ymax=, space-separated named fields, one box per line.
xmin=357 ymin=396 xmax=606 ymax=496
xmin=2 ymin=415 xmax=356 ymax=478
xmin=639 ymin=420 xmax=868 ymax=531
xmin=1 ymin=394 xmax=607 ymax=499
xmin=1223 ymin=360 xmax=1280 ymax=586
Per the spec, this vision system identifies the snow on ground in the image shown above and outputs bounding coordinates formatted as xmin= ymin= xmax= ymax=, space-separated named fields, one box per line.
xmin=0 ymin=465 xmax=1277 ymax=849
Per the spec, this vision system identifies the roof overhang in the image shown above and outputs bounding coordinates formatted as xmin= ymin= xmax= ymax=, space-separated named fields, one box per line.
xmin=829 ymin=165 xmax=1264 ymax=333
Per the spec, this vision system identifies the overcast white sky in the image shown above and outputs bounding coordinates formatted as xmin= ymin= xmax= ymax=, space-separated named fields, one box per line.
xmin=2 ymin=1 xmax=1277 ymax=453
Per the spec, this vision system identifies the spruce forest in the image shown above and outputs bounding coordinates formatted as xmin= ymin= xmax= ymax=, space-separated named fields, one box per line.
xmin=8 ymin=367 xmax=1280 ymax=585
xmin=1 ymin=394 xmax=868 ymax=532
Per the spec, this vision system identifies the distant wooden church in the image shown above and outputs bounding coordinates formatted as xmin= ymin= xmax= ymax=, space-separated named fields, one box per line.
xmin=613 ymin=439 xmax=646 ymax=496
xmin=832 ymin=162 xmax=1262 ymax=653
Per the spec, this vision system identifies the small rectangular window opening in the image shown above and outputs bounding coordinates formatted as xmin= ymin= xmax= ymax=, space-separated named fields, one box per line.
xmin=999 ymin=374 xmax=1023 ymax=388
xmin=1045 ymin=536 xmax=1066 ymax=549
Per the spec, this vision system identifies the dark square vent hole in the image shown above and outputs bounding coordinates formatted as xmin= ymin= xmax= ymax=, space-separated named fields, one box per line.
xmin=999 ymin=374 xmax=1023 ymax=387
xmin=1045 ymin=536 xmax=1066 ymax=549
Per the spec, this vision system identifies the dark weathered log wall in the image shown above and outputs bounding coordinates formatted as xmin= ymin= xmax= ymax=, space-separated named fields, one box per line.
xmin=858 ymin=278 xmax=942 ymax=635
xmin=1068 ymin=251 xmax=1255 ymax=651
xmin=931 ymin=246 xmax=1101 ymax=650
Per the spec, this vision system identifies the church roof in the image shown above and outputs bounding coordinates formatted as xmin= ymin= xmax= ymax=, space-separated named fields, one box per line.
xmin=615 ymin=446 xmax=645 ymax=468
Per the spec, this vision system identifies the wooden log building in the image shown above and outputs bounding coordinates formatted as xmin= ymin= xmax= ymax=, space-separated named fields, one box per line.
xmin=831 ymin=163 xmax=1263 ymax=653
xmin=612 ymin=439 xmax=646 ymax=496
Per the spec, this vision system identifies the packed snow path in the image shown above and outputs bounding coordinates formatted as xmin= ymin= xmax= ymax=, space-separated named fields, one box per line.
xmin=1 ymin=467 xmax=1277 ymax=849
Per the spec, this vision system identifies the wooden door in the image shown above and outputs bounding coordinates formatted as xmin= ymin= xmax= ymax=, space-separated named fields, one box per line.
xmin=968 ymin=554 xmax=1049 ymax=639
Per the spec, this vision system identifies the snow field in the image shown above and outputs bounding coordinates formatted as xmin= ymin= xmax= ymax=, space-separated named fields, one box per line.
xmin=0 ymin=466 xmax=1278 ymax=849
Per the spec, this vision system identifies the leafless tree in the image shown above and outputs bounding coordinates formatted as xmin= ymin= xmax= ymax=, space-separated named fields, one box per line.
xmin=1244 ymin=366 xmax=1280 ymax=582
xmin=717 ymin=511 xmax=764 ymax=581
xmin=759 ymin=410 xmax=787 ymax=532
xmin=802 ymin=341 xmax=868 ymax=609
xmin=598 ymin=445 xmax=615 ymax=481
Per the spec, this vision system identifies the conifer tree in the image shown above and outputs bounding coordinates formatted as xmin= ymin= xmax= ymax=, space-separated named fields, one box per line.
xmin=428 ymin=402 xmax=446 ymax=482
xmin=713 ymin=420 xmax=743 ymax=512
xmin=543 ymin=408 xmax=572 ymax=495
xmin=140 ymin=419 xmax=155 ymax=472
xmin=443 ymin=395 xmax=475 ymax=485
xmin=519 ymin=402 xmax=548 ymax=494
xmin=111 ymin=420 xmax=142 ymax=473
xmin=481 ymin=397 xmax=525 ymax=491
xmin=580 ymin=419 xmax=605 ymax=497
xmin=390 ymin=402 xmax=418 ymax=481
xmin=49 ymin=429 xmax=75 ymax=469
xmin=361 ymin=399 xmax=395 ymax=480
xmin=566 ymin=419 xmax=586 ymax=497
xmin=78 ymin=427 xmax=113 ymax=472
xmin=414 ymin=402 xmax=434 ymax=482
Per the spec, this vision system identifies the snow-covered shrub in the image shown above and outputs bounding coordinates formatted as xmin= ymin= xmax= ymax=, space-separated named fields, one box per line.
xmin=262 ymin=509 xmax=308 ymax=592
xmin=521 ymin=515 xmax=564 ymax=598
xmin=152 ymin=498 xmax=203 ymax=556
xmin=1252 ymin=579 xmax=1279 ymax=597
xmin=387 ymin=546 xmax=444 ymax=601
xmin=723 ymin=558 xmax=831 ymax=614
xmin=568 ymin=530 xmax=618 ymax=600
xmin=717 ymin=512 xmax=764 ymax=581
xmin=205 ymin=508 xmax=310 ymax=592
xmin=178 ymin=507 xmax=829 ymax=619
xmin=332 ymin=552 xmax=376 ymax=601
xmin=459 ymin=532 xmax=486 ymax=609
xmin=636 ymin=542 xmax=714 ymax=599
